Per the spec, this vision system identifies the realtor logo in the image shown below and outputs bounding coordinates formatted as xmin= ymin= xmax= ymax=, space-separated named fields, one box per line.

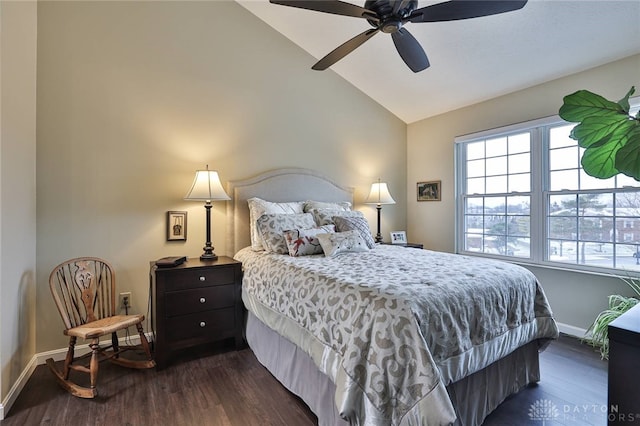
xmin=529 ymin=399 xmax=560 ymax=424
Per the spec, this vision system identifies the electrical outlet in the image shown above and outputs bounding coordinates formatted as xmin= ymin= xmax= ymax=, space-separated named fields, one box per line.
xmin=119 ymin=292 xmax=132 ymax=311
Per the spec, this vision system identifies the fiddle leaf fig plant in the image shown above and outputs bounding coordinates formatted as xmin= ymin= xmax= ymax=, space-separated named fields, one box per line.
xmin=559 ymin=86 xmax=640 ymax=180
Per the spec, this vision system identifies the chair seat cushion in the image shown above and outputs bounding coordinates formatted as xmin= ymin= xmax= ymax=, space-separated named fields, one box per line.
xmin=65 ymin=314 xmax=145 ymax=339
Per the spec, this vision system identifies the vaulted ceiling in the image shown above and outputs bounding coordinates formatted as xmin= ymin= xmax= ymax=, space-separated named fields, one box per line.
xmin=237 ymin=0 xmax=640 ymax=123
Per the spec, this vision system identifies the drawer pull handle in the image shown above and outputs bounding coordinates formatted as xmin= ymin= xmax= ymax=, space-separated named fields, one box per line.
xmin=199 ymin=297 xmax=206 ymax=303
xmin=200 ymin=321 xmax=206 ymax=328
xmin=199 ymin=276 xmax=206 ymax=281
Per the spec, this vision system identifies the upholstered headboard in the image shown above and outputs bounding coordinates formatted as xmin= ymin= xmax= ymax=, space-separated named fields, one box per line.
xmin=225 ymin=168 xmax=354 ymax=255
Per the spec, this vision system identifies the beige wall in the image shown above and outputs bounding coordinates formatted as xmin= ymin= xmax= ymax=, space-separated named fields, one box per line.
xmin=35 ymin=1 xmax=406 ymax=352
xmin=407 ymin=54 xmax=640 ymax=330
xmin=0 ymin=0 xmax=38 ymax=406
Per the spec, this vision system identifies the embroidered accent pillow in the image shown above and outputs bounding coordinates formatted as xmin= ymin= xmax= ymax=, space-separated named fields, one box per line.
xmin=247 ymin=198 xmax=304 ymax=251
xmin=333 ymin=216 xmax=376 ymax=249
xmin=256 ymin=213 xmax=316 ymax=254
xmin=317 ymin=230 xmax=370 ymax=257
xmin=283 ymin=225 xmax=336 ymax=257
xmin=303 ymin=200 xmax=351 ymax=213
xmin=310 ymin=208 xmax=364 ymax=226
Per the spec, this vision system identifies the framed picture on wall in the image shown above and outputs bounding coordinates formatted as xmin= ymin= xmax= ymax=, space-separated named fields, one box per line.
xmin=417 ymin=180 xmax=441 ymax=201
xmin=167 ymin=211 xmax=187 ymax=241
xmin=390 ymin=231 xmax=407 ymax=244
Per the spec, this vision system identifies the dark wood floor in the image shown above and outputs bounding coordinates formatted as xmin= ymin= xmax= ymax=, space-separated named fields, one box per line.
xmin=1 ymin=334 xmax=607 ymax=426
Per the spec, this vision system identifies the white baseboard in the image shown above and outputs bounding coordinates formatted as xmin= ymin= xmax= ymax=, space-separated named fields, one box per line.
xmin=0 ymin=355 xmax=37 ymax=421
xmin=0 ymin=333 xmax=153 ymax=420
xmin=556 ymin=322 xmax=588 ymax=339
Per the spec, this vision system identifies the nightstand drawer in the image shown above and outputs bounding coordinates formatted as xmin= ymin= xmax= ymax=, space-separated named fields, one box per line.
xmin=163 ymin=266 xmax=236 ymax=291
xmin=165 ymin=307 xmax=236 ymax=343
xmin=166 ymin=285 xmax=235 ymax=317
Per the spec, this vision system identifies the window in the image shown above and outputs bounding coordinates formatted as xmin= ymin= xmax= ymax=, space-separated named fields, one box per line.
xmin=455 ymin=102 xmax=640 ymax=274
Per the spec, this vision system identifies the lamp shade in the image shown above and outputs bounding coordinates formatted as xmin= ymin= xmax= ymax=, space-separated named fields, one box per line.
xmin=365 ymin=181 xmax=396 ymax=205
xmin=184 ymin=167 xmax=231 ymax=202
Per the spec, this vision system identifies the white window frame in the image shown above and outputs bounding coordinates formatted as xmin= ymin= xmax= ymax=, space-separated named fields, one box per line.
xmin=454 ymin=98 xmax=640 ymax=275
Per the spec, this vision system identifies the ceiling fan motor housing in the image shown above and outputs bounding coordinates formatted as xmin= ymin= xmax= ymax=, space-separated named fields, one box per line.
xmin=365 ymin=0 xmax=418 ymax=33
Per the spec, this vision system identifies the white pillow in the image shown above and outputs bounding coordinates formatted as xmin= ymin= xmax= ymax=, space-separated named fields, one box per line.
xmin=256 ymin=213 xmax=316 ymax=254
xmin=333 ymin=216 xmax=376 ymax=249
xmin=283 ymin=225 xmax=335 ymax=257
xmin=317 ymin=230 xmax=370 ymax=257
xmin=310 ymin=208 xmax=364 ymax=226
xmin=303 ymin=200 xmax=351 ymax=213
xmin=247 ymin=198 xmax=304 ymax=251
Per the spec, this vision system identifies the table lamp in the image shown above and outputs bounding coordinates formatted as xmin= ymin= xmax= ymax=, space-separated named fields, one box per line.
xmin=184 ymin=165 xmax=231 ymax=260
xmin=365 ymin=179 xmax=396 ymax=243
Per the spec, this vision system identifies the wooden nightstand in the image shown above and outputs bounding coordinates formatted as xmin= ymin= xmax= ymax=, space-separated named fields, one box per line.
xmin=381 ymin=242 xmax=424 ymax=249
xmin=151 ymin=256 xmax=243 ymax=370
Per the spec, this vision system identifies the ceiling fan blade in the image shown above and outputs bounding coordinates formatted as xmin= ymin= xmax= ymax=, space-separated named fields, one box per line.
xmin=312 ymin=28 xmax=380 ymax=70
xmin=410 ymin=0 xmax=527 ymax=23
xmin=391 ymin=28 xmax=430 ymax=73
xmin=269 ymin=0 xmax=379 ymax=21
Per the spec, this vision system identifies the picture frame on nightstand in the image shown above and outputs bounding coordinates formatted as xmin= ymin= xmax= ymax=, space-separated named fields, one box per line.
xmin=390 ymin=231 xmax=407 ymax=244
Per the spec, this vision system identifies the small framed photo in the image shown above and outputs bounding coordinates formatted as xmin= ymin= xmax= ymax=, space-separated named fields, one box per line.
xmin=417 ymin=180 xmax=441 ymax=201
xmin=167 ymin=211 xmax=187 ymax=241
xmin=390 ymin=231 xmax=407 ymax=244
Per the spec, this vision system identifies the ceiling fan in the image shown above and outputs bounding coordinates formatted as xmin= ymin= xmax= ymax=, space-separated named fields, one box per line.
xmin=269 ymin=0 xmax=527 ymax=72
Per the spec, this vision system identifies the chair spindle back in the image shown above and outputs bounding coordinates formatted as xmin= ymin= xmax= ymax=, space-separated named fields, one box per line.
xmin=49 ymin=257 xmax=116 ymax=330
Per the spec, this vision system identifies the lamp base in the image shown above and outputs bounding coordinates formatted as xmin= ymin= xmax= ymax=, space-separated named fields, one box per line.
xmin=200 ymin=243 xmax=218 ymax=261
xmin=200 ymin=253 xmax=218 ymax=261
xmin=374 ymin=234 xmax=383 ymax=243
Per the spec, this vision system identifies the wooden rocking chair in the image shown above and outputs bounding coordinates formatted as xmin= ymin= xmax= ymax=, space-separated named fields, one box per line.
xmin=46 ymin=257 xmax=155 ymax=398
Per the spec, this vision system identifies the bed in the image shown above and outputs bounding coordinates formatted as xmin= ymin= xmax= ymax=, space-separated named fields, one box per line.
xmin=226 ymin=168 xmax=559 ymax=426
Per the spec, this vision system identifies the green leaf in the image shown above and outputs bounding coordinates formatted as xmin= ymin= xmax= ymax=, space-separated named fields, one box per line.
xmin=581 ymin=139 xmax=622 ymax=179
xmin=559 ymin=90 xmax=625 ymax=123
xmin=570 ymin=115 xmax=632 ymax=148
xmin=617 ymin=86 xmax=635 ymax=112
xmin=614 ymin=125 xmax=640 ymax=180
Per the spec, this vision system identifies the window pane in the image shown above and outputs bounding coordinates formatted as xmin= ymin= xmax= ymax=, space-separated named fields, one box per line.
xmin=467 ymin=141 xmax=484 ymax=160
xmin=507 ymin=196 xmax=530 ymax=215
xmin=579 ymin=217 xmax=613 ymax=242
xmin=509 ymin=173 xmax=530 ymax=193
xmin=484 ymin=197 xmax=505 ymax=215
xmin=617 ymin=244 xmax=640 ymax=271
xmin=549 ymin=124 xmax=575 ymax=149
xmin=549 ymin=240 xmax=577 ymax=262
xmin=549 ymin=217 xmax=576 ymax=239
xmin=485 ymin=137 xmax=507 ymax=157
xmin=550 ymin=169 xmax=579 ymax=191
xmin=616 ymin=192 xmax=640 ymax=216
xmin=579 ymin=242 xmax=614 ymax=268
xmin=616 ymin=174 xmax=640 ymax=189
xmin=508 ymin=153 xmax=530 ymax=174
xmin=467 ymin=177 xmax=484 ymax=194
xmin=578 ymin=193 xmax=610 ymax=213
xmin=467 ymin=159 xmax=485 ymax=178
xmin=465 ymin=197 xmax=483 ymax=214
xmin=465 ymin=215 xmax=483 ymax=230
xmin=486 ymin=156 xmax=507 ymax=176
xmin=580 ymin=170 xmax=615 ymax=190
xmin=549 ymin=146 xmax=579 ymax=170
xmin=509 ymin=217 xmax=530 ymax=237
xmin=508 ymin=133 xmax=530 ymax=154
xmin=465 ymin=233 xmax=483 ymax=252
xmin=486 ymin=175 xmax=507 ymax=194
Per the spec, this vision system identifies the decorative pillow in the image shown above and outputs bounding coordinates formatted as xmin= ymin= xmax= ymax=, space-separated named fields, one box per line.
xmin=333 ymin=216 xmax=376 ymax=249
xmin=303 ymin=200 xmax=351 ymax=213
xmin=283 ymin=225 xmax=335 ymax=257
xmin=247 ymin=198 xmax=304 ymax=251
xmin=317 ymin=230 xmax=370 ymax=257
xmin=310 ymin=208 xmax=364 ymax=226
xmin=256 ymin=213 xmax=316 ymax=254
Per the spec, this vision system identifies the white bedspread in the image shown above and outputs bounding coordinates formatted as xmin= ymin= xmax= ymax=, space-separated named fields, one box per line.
xmin=236 ymin=245 xmax=558 ymax=425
